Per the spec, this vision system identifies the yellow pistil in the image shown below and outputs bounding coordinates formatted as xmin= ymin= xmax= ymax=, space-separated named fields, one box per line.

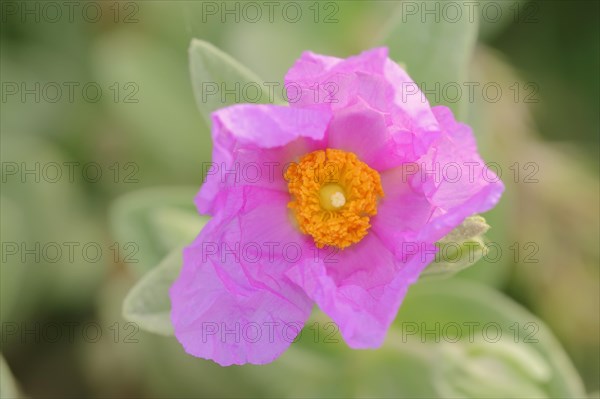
xmin=285 ymin=149 xmax=384 ymax=249
xmin=319 ymin=183 xmax=346 ymax=210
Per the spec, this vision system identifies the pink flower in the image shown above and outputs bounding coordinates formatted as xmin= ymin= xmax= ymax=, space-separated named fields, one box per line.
xmin=170 ymin=47 xmax=504 ymax=366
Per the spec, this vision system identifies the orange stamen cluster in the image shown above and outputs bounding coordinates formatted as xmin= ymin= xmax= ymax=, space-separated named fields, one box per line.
xmin=285 ymin=149 xmax=384 ymax=249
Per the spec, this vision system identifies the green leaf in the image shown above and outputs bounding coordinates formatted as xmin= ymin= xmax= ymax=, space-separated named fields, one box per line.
xmin=0 ymin=355 xmax=20 ymax=398
xmin=434 ymin=339 xmax=552 ymax=398
xmin=395 ymin=279 xmax=587 ymax=398
xmin=378 ymin=3 xmax=479 ymax=118
xmin=122 ymin=248 xmax=182 ymax=336
xmin=189 ymin=39 xmax=276 ymax=126
xmin=109 ymin=186 xmax=208 ymax=275
xmin=148 ymin=206 xmax=207 ymax=251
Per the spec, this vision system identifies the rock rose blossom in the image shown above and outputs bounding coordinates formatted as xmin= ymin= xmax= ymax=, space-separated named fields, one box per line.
xmin=170 ymin=47 xmax=504 ymax=366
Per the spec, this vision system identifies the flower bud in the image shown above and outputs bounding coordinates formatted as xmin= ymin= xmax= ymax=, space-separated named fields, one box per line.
xmin=434 ymin=339 xmax=552 ymax=398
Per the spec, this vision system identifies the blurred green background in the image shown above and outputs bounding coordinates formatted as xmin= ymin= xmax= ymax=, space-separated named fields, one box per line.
xmin=1 ymin=1 xmax=598 ymax=398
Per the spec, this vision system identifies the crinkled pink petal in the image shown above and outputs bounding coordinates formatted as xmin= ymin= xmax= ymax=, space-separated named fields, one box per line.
xmin=372 ymin=166 xmax=437 ymax=255
xmin=171 ymin=187 xmax=314 ymax=366
xmin=382 ymin=58 xmax=439 ymax=132
xmin=286 ymin=232 xmax=435 ymax=348
xmin=197 ymin=104 xmax=331 ymax=215
xmin=285 ymin=48 xmax=440 ymax=164
xmin=284 ymin=48 xmax=385 ymax=112
xmin=415 ymin=106 xmax=504 ymax=241
xmin=285 ymin=48 xmax=437 ymax=127
xmin=326 ymin=98 xmax=422 ymax=171
xmin=374 ymin=106 xmax=504 ymax=254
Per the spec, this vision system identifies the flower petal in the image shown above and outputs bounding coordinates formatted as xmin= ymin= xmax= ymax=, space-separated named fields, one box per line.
xmin=171 ymin=187 xmax=313 ymax=366
xmin=197 ymin=104 xmax=331 ymax=215
xmin=373 ymin=106 xmax=504 ymax=256
xmin=415 ymin=105 xmax=505 ymax=241
xmin=286 ymin=232 xmax=434 ymax=348
xmin=284 ymin=48 xmax=387 ymax=112
xmin=285 ymin=47 xmax=440 ymax=164
xmin=372 ymin=165 xmax=437 ymax=254
xmin=326 ymin=98 xmax=416 ymax=171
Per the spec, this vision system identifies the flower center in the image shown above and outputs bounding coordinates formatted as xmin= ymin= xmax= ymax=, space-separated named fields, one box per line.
xmin=285 ymin=149 xmax=384 ymax=249
xmin=319 ymin=184 xmax=346 ymax=210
